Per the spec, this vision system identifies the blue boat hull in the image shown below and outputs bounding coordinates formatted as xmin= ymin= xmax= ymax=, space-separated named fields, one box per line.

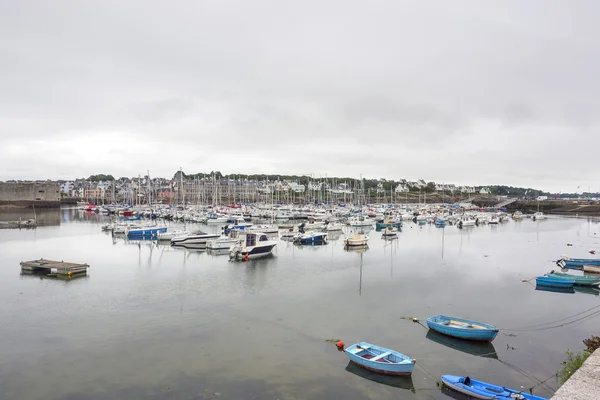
xmin=535 ymin=276 xmax=574 ymax=288
xmin=426 ymin=315 xmax=498 ymax=342
xmin=442 ymin=375 xmax=548 ymax=400
xmin=127 ymin=227 xmax=167 ymax=238
xmin=557 ymin=258 xmax=600 ymax=269
xmin=344 ymin=342 xmax=415 ymax=376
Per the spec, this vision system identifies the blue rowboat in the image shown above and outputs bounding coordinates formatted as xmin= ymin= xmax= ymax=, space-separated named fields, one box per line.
xmin=557 ymin=257 xmax=600 ymax=269
xmin=344 ymin=342 xmax=415 ymax=376
xmin=535 ymin=276 xmax=574 ymax=288
xmin=426 ymin=315 xmax=498 ymax=342
xmin=441 ymin=375 xmax=548 ymax=399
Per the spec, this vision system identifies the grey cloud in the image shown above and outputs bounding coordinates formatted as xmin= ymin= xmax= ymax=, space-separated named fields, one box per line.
xmin=0 ymin=0 xmax=599 ymax=192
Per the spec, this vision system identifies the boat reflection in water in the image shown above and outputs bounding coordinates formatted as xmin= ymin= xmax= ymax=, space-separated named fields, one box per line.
xmin=425 ymin=330 xmax=498 ymax=360
xmin=535 ymin=284 xmax=575 ymax=294
xmin=344 ymin=361 xmax=415 ymax=392
xmin=574 ymin=285 xmax=600 ymax=296
xmin=344 ymin=245 xmax=369 ymax=254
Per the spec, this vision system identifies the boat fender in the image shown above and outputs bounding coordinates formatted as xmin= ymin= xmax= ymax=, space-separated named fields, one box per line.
xmin=243 ymin=253 xmax=249 ymax=262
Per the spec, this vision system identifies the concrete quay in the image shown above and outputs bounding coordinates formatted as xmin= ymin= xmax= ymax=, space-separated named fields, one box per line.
xmin=552 ymin=348 xmax=600 ymax=400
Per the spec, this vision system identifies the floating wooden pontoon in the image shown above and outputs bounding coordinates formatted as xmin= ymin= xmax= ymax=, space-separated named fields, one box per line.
xmin=20 ymin=259 xmax=89 ymax=279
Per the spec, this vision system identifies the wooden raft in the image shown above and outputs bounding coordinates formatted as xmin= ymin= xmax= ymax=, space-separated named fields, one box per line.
xmin=20 ymin=259 xmax=89 ymax=278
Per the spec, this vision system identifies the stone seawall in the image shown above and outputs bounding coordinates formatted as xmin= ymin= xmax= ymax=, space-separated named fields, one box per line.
xmin=552 ymin=348 xmax=600 ymax=399
xmin=0 ymin=182 xmax=61 ymax=208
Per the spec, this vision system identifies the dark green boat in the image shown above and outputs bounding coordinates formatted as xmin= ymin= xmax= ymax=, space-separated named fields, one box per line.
xmin=547 ymin=271 xmax=600 ymax=287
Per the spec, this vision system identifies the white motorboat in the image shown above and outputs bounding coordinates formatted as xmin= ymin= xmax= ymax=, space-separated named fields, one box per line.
xmin=487 ymin=214 xmax=499 ymax=224
xmin=205 ymin=213 xmax=229 ymax=224
xmin=457 ymin=215 xmax=476 ymax=228
xmin=229 ymin=232 xmax=277 ymax=260
xmin=246 ymin=224 xmax=279 ymax=235
xmin=157 ymin=229 xmax=189 ymax=241
xmin=513 ymin=210 xmax=523 ymax=220
xmin=532 ymin=212 xmax=545 ymax=221
xmin=206 ymin=235 xmax=239 ymax=250
xmin=171 ymin=230 xmax=220 ymax=246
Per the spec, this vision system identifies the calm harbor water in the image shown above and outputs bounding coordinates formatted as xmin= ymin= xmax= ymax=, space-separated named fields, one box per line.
xmin=1 ymin=210 xmax=599 ymax=400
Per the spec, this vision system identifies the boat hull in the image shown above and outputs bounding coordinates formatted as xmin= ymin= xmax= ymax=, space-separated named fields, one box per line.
xmin=547 ymin=272 xmax=600 ymax=287
xmin=171 ymin=234 xmax=220 ymax=246
xmin=127 ymin=227 xmax=167 ymax=238
xmin=344 ymin=343 xmax=415 ymax=377
xmin=233 ymin=243 xmax=276 ymax=260
xmin=426 ymin=315 xmax=498 ymax=342
xmin=536 ymin=276 xmax=574 ymax=288
xmin=348 ymin=360 xmax=412 ymax=376
xmin=441 ymin=375 xmax=547 ymax=400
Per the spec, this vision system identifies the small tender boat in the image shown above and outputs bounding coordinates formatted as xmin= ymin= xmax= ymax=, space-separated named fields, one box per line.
xmin=441 ymin=375 xmax=548 ymax=400
xmin=344 ymin=234 xmax=369 ymax=247
xmin=532 ymin=211 xmax=545 ymax=221
xmin=294 ymin=231 xmax=328 ymax=245
xmin=557 ymin=255 xmax=600 ymax=269
xmin=536 ymin=275 xmax=574 ymax=288
xmin=426 ymin=315 xmax=499 ymax=342
xmin=344 ymin=342 xmax=415 ymax=376
xmin=512 ymin=210 xmax=523 ymax=220
xmin=546 ymin=271 xmax=600 ymax=287
xmin=381 ymin=227 xmax=398 ymax=238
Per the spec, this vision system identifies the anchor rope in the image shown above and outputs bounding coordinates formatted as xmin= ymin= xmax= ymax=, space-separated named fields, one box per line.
xmin=501 ymin=308 xmax=600 ymax=332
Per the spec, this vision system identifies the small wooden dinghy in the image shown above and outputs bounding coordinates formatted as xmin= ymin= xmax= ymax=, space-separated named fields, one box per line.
xmin=441 ymin=375 xmax=548 ymax=399
xmin=426 ymin=315 xmax=498 ymax=342
xmin=344 ymin=342 xmax=415 ymax=376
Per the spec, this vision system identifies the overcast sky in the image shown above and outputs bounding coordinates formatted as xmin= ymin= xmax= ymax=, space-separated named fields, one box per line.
xmin=1 ymin=1 xmax=598 ymax=192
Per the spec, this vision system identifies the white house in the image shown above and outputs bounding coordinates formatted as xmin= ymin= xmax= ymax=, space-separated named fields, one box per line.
xmin=395 ymin=184 xmax=409 ymax=193
xmin=479 ymin=187 xmax=491 ymax=195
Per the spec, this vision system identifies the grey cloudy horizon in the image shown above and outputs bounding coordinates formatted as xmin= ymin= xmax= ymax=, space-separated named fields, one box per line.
xmin=1 ymin=0 xmax=599 ymax=193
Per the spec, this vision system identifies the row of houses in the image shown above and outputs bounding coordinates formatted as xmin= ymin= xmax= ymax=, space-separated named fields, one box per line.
xmin=56 ymin=176 xmax=492 ymax=202
xmin=392 ymin=179 xmax=489 ymax=195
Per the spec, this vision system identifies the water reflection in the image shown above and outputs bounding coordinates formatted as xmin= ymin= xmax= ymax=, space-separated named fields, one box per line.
xmin=574 ymin=286 xmax=600 ymax=296
xmin=344 ymin=361 xmax=415 ymax=392
xmin=535 ymin=285 xmax=575 ymax=294
xmin=425 ymin=330 xmax=498 ymax=359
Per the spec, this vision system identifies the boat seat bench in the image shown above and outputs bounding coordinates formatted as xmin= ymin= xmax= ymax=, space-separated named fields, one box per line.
xmin=370 ymin=351 xmax=391 ymax=361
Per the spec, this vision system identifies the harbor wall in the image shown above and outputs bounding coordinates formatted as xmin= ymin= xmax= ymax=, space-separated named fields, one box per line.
xmin=0 ymin=182 xmax=61 ymax=208
xmin=552 ymin=348 xmax=600 ymax=399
